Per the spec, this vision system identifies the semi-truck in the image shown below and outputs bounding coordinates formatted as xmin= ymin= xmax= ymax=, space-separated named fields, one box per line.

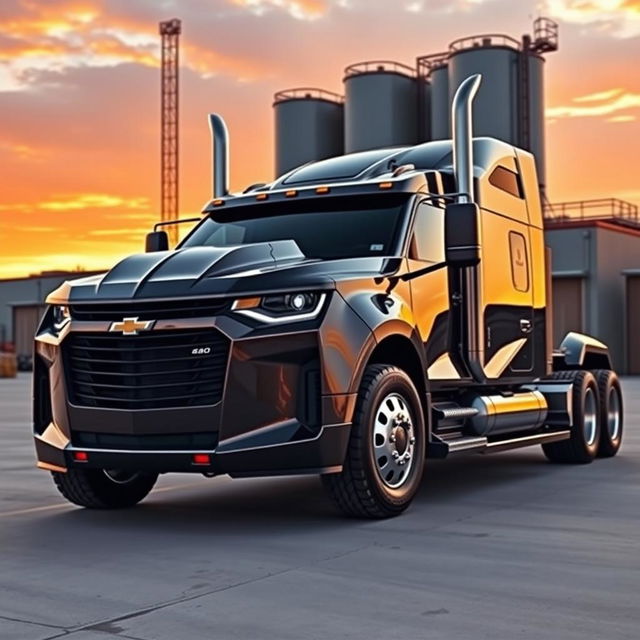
xmin=33 ymin=75 xmax=624 ymax=518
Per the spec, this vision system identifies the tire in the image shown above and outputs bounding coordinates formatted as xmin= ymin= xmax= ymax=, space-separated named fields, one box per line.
xmin=322 ymin=364 xmax=426 ymax=518
xmin=592 ymin=369 xmax=623 ymax=458
xmin=52 ymin=468 xmax=158 ymax=509
xmin=542 ymin=370 xmax=600 ymax=464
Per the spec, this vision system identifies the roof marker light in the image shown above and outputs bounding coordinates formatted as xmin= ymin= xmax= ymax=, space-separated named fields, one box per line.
xmin=212 ymin=199 xmax=225 ymax=206
xmin=316 ymin=186 xmax=330 ymax=194
xmin=256 ymin=193 xmax=268 ymax=200
xmin=285 ymin=190 xmax=298 ymax=197
xmin=379 ymin=182 xmax=393 ymax=190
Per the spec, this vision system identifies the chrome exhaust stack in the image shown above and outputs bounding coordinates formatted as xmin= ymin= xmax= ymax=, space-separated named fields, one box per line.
xmin=445 ymin=74 xmax=486 ymax=382
xmin=208 ymin=113 xmax=229 ymax=198
xmin=452 ymin=74 xmax=481 ymax=204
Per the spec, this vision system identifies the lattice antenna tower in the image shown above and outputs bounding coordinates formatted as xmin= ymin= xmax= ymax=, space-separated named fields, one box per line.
xmin=159 ymin=18 xmax=181 ymax=245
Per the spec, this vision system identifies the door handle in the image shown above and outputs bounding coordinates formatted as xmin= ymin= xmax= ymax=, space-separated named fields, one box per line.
xmin=520 ymin=319 xmax=532 ymax=334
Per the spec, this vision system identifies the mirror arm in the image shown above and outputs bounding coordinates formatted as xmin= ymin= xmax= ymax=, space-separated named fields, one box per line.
xmin=400 ymin=260 xmax=449 ymax=282
xmin=153 ymin=217 xmax=202 ymax=232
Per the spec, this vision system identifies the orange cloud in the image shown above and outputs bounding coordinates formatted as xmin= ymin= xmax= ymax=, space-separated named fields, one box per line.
xmin=0 ymin=1 xmax=267 ymax=90
xmin=230 ymin=0 xmax=329 ymax=20
xmin=545 ymin=0 xmax=640 ymax=37
xmin=0 ymin=193 xmax=151 ymax=213
xmin=547 ymin=89 xmax=640 ymax=119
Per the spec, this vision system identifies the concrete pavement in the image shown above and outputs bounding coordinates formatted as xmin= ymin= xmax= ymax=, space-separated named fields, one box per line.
xmin=1 ymin=373 xmax=639 ymax=639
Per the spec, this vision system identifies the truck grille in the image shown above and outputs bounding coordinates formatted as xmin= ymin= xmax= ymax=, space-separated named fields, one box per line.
xmin=63 ymin=329 xmax=230 ymax=410
xmin=69 ymin=298 xmax=230 ymax=321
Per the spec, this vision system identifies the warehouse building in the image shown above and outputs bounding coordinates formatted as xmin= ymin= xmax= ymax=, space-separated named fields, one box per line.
xmin=545 ymin=200 xmax=640 ymax=374
xmin=0 ymin=270 xmax=100 ymax=368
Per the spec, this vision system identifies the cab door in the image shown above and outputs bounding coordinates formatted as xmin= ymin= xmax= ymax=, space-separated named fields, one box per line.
xmin=478 ymin=164 xmax=535 ymax=379
xmin=406 ymin=200 xmax=454 ymax=379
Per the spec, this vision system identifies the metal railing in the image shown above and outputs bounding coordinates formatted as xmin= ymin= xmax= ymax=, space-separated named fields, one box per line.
xmin=544 ymin=198 xmax=640 ymax=227
xmin=344 ymin=60 xmax=417 ymax=78
xmin=273 ymin=88 xmax=344 ymax=104
xmin=416 ymin=52 xmax=449 ymax=77
xmin=449 ymin=33 xmax=521 ymax=53
xmin=532 ymin=17 xmax=559 ymax=53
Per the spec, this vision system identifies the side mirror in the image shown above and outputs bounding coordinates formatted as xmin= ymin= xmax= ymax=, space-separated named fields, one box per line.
xmin=145 ymin=231 xmax=169 ymax=253
xmin=444 ymin=202 xmax=480 ymax=267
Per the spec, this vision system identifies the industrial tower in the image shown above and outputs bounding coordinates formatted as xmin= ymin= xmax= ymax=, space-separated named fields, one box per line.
xmin=159 ymin=18 xmax=181 ymax=245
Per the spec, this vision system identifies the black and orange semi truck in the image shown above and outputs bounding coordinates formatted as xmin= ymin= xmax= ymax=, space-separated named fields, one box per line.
xmin=33 ymin=75 xmax=623 ymax=517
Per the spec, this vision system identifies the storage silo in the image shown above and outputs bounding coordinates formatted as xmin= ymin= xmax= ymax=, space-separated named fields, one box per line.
xmin=273 ymin=88 xmax=344 ymax=177
xmin=448 ymin=35 xmax=521 ymax=146
xmin=429 ymin=63 xmax=449 ymax=140
xmin=417 ymin=76 xmax=432 ymax=142
xmin=343 ymin=61 xmax=418 ymax=153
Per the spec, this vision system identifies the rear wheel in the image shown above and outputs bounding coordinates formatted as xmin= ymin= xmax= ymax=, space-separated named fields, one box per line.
xmin=542 ymin=370 xmax=600 ymax=464
xmin=593 ymin=369 xmax=623 ymax=458
xmin=322 ymin=364 xmax=426 ymax=518
xmin=52 ymin=468 xmax=158 ymax=509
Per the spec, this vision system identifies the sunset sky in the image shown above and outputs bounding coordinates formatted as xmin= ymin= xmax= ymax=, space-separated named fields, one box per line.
xmin=0 ymin=0 xmax=639 ymax=279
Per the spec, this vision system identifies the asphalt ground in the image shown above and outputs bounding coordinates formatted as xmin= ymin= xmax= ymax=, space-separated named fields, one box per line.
xmin=1 ymin=373 xmax=639 ymax=640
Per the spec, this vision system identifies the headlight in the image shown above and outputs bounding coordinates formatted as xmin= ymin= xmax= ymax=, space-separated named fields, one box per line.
xmin=232 ymin=292 xmax=326 ymax=324
xmin=52 ymin=305 xmax=71 ymax=330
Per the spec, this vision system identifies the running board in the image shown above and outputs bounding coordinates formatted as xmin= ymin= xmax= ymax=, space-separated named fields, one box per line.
xmin=481 ymin=430 xmax=571 ymax=454
xmin=429 ymin=430 xmax=571 ymax=459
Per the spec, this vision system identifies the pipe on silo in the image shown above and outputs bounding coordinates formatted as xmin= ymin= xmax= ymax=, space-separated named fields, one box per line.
xmin=208 ymin=113 xmax=229 ymax=198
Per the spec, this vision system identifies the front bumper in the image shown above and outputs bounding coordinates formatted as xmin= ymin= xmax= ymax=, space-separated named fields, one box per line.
xmin=34 ymin=422 xmax=350 ymax=476
xmin=33 ymin=295 xmax=368 ymax=476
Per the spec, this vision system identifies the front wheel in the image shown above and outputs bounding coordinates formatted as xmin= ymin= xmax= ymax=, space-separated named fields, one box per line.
xmin=322 ymin=364 xmax=426 ymax=518
xmin=52 ymin=468 xmax=158 ymax=509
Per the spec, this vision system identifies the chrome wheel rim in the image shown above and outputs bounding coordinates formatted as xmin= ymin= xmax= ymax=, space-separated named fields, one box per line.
xmin=583 ymin=388 xmax=597 ymax=446
xmin=373 ymin=392 xmax=416 ymax=489
xmin=103 ymin=469 xmax=140 ymax=485
xmin=607 ymin=386 xmax=621 ymax=441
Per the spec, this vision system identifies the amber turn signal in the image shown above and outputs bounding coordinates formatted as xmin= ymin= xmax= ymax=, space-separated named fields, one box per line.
xmin=231 ymin=297 xmax=261 ymax=310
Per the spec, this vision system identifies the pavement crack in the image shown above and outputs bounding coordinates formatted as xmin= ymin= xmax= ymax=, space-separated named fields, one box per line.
xmin=69 ymin=566 xmax=296 ymax=635
xmin=0 ymin=613 xmax=66 ymax=631
xmin=63 ymin=543 xmax=373 ymax=636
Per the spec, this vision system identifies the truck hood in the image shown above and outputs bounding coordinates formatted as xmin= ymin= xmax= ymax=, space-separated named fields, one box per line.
xmin=47 ymin=241 xmax=401 ymax=303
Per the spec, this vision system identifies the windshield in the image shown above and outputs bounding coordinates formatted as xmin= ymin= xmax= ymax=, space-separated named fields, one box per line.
xmin=183 ymin=194 xmax=411 ymax=260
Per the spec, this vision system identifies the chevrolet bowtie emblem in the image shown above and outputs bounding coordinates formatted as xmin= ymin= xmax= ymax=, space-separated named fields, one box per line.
xmin=109 ymin=317 xmax=155 ymax=335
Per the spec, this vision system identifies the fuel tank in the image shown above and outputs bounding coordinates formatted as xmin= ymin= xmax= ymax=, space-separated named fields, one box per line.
xmin=465 ymin=390 xmax=548 ymax=436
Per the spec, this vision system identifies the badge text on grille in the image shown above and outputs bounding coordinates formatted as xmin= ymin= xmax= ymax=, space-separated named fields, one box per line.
xmin=109 ymin=317 xmax=155 ymax=335
xmin=192 ymin=347 xmax=211 ymax=355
